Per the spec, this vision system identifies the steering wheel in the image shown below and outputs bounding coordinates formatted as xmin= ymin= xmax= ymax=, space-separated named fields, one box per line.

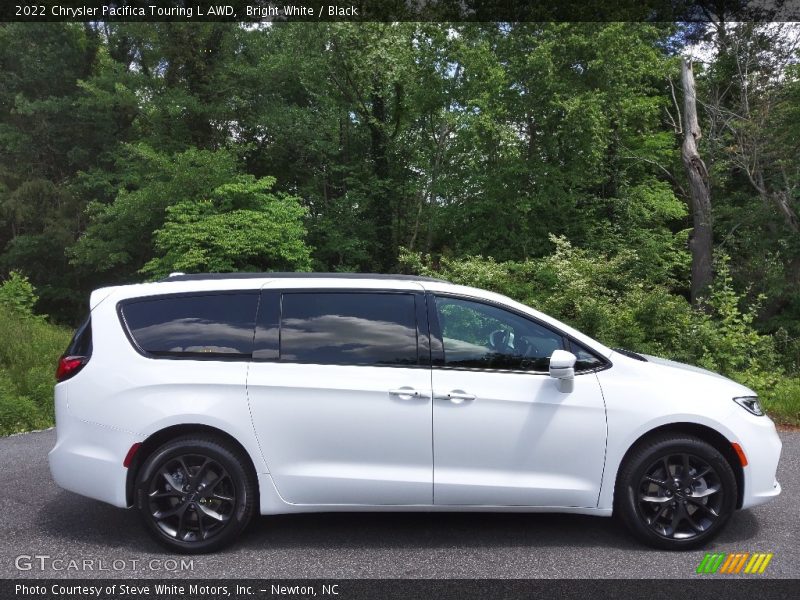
xmin=488 ymin=329 xmax=511 ymax=352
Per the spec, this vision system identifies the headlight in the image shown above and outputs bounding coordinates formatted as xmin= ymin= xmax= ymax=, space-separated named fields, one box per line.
xmin=734 ymin=396 xmax=764 ymax=416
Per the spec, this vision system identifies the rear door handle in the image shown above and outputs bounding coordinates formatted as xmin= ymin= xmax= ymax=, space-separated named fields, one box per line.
xmin=434 ymin=390 xmax=476 ymax=404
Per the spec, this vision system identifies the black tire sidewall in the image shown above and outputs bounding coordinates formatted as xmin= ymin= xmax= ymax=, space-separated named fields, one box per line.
xmin=135 ymin=437 xmax=255 ymax=554
xmin=617 ymin=436 xmax=737 ymax=550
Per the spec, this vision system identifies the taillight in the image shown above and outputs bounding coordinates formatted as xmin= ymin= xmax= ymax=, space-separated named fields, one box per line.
xmin=56 ymin=355 xmax=88 ymax=382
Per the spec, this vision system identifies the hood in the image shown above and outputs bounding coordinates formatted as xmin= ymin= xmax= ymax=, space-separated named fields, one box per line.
xmin=631 ymin=352 xmax=758 ymax=398
xmin=638 ymin=353 xmax=730 ymax=381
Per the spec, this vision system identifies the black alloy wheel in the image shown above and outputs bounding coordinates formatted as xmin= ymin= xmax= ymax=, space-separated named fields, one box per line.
xmin=136 ymin=436 xmax=256 ymax=553
xmin=637 ymin=452 xmax=724 ymax=540
xmin=616 ymin=434 xmax=737 ymax=550
xmin=147 ymin=454 xmax=236 ymax=542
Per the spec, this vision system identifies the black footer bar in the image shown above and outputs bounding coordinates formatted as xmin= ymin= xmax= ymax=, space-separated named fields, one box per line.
xmin=4 ymin=578 xmax=798 ymax=600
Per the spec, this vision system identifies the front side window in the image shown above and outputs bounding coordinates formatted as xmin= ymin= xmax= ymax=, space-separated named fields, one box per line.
xmin=280 ymin=292 xmax=418 ymax=366
xmin=434 ymin=296 xmax=564 ymax=372
xmin=571 ymin=341 xmax=606 ymax=372
xmin=120 ymin=293 xmax=259 ymax=358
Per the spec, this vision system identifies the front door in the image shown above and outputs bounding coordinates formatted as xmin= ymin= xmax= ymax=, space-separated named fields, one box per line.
xmin=430 ymin=295 xmax=607 ymax=507
xmin=247 ymin=285 xmax=433 ymax=505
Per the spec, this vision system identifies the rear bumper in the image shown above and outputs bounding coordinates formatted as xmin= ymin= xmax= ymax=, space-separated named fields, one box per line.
xmin=48 ymin=386 xmax=137 ymax=508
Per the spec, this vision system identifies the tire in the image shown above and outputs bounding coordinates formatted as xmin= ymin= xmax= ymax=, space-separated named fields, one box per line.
xmin=135 ymin=435 xmax=256 ymax=554
xmin=615 ymin=434 xmax=737 ymax=550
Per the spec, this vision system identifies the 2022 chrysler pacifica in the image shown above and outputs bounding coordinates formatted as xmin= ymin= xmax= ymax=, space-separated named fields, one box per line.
xmin=49 ymin=273 xmax=782 ymax=553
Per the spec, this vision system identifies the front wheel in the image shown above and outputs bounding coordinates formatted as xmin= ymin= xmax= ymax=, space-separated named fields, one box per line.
xmin=616 ymin=434 xmax=737 ymax=550
xmin=135 ymin=435 xmax=256 ymax=553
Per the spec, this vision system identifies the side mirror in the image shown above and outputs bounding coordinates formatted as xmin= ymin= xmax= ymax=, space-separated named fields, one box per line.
xmin=549 ymin=349 xmax=576 ymax=393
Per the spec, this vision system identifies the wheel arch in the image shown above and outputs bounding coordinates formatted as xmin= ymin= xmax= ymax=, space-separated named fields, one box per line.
xmin=125 ymin=423 xmax=260 ymax=507
xmin=613 ymin=422 xmax=745 ymax=510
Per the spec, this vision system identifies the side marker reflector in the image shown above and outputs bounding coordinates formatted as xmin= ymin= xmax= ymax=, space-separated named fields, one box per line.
xmin=731 ymin=442 xmax=748 ymax=467
xmin=123 ymin=442 xmax=142 ymax=468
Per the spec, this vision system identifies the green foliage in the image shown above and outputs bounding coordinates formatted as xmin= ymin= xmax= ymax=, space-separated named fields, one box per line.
xmin=760 ymin=378 xmax=800 ymax=427
xmin=693 ymin=255 xmax=775 ymax=375
xmin=141 ymin=177 xmax=313 ymax=278
xmin=589 ymin=181 xmax=691 ymax=286
xmin=0 ymin=22 xmax=798 ymax=430
xmin=402 ymin=242 xmax=797 ymax=424
xmin=0 ymin=271 xmax=38 ymax=316
xmin=69 ymin=145 xmax=242 ymax=278
xmin=0 ymin=273 xmax=71 ymax=435
xmin=0 ymin=305 xmax=71 ymax=435
xmin=0 ymin=371 xmax=42 ymax=437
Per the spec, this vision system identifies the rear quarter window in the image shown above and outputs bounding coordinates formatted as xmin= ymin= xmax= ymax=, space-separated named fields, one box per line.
xmin=65 ymin=316 xmax=92 ymax=356
xmin=119 ymin=292 xmax=259 ymax=359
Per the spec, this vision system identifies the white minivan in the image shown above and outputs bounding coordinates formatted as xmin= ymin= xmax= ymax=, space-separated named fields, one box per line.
xmin=49 ymin=273 xmax=782 ymax=553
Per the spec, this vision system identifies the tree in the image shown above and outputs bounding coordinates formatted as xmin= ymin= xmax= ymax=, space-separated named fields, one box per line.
xmin=102 ymin=23 xmax=251 ymax=152
xmin=680 ymin=58 xmax=714 ymax=304
xmin=0 ymin=23 xmax=128 ymax=319
xmin=698 ymin=22 xmax=800 ymax=330
xmin=69 ymin=146 xmax=241 ymax=281
xmin=140 ymin=176 xmax=312 ymax=278
xmin=705 ymin=23 xmax=800 ymax=233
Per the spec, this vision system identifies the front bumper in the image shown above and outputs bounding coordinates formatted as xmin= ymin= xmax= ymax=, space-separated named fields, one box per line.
xmin=735 ymin=413 xmax=782 ymax=509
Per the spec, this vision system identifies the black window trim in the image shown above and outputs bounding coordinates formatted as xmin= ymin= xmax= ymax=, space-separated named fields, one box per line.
xmin=427 ymin=291 xmax=612 ymax=376
xmin=252 ymin=290 xmax=281 ymax=361
xmin=254 ymin=288 xmax=431 ymax=369
xmin=117 ymin=290 xmax=261 ymax=362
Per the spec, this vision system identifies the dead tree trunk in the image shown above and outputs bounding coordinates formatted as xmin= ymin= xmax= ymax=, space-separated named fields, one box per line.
xmin=681 ymin=58 xmax=714 ymax=306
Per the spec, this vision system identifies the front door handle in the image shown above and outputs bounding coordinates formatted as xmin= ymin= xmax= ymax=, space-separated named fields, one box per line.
xmin=388 ymin=387 xmax=427 ymax=399
xmin=434 ymin=390 xmax=476 ymax=404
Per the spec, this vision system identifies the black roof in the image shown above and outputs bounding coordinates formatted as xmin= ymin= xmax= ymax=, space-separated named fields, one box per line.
xmin=160 ymin=272 xmax=449 ymax=283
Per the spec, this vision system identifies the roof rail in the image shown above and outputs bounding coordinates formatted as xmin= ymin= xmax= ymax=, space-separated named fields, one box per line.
xmin=158 ymin=272 xmax=449 ymax=283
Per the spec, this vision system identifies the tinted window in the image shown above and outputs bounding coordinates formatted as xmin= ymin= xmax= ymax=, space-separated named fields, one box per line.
xmin=571 ymin=341 xmax=606 ymax=372
xmin=66 ymin=316 xmax=92 ymax=356
xmin=121 ymin=293 xmax=258 ymax=358
xmin=280 ymin=293 xmax=418 ymax=366
xmin=435 ymin=296 xmax=563 ymax=372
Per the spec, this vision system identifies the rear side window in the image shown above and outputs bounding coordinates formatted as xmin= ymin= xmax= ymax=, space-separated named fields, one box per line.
xmin=279 ymin=292 xmax=419 ymax=366
xmin=120 ymin=293 xmax=259 ymax=359
xmin=66 ymin=316 xmax=92 ymax=356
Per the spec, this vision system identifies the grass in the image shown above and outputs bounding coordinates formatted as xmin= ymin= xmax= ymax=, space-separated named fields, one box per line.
xmin=0 ymin=306 xmax=70 ymax=436
xmin=761 ymin=378 xmax=800 ymax=427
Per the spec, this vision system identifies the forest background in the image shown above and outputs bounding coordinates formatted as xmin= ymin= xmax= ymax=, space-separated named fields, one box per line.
xmin=0 ymin=21 xmax=798 ymax=432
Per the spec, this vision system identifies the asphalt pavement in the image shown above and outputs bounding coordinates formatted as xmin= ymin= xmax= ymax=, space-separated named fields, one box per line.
xmin=1 ymin=429 xmax=797 ymax=579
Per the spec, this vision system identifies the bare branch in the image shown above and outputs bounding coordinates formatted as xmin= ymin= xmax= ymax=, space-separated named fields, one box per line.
xmin=668 ymin=75 xmax=683 ymax=134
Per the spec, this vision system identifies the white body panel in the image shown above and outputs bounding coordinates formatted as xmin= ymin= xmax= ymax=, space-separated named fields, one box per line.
xmin=247 ymin=363 xmax=433 ymax=504
xmin=48 ymin=275 xmax=781 ymax=524
xmin=49 ymin=278 xmax=269 ymax=509
xmin=596 ymin=351 xmax=782 ymax=511
xmin=432 ymin=370 xmax=606 ymax=507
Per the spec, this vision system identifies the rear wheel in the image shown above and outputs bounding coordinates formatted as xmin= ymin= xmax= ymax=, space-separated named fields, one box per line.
xmin=616 ymin=434 xmax=737 ymax=550
xmin=135 ymin=435 xmax=256 ymax=553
